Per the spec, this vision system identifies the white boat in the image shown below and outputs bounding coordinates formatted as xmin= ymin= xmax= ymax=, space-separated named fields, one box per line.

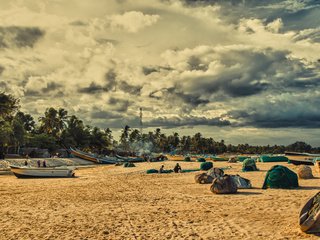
xmin=10 ymin=166 xmax=75 ymax=178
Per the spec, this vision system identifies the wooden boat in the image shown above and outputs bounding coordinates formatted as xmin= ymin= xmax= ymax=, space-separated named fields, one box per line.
xmin=285 ymin=152 xmax=320 ymax=157
xmin=299 ymin=192 xmax=320 ymax=233
xmin=10 ymin=166 xmax=75 ymax=178
xmin=287 ymin=159 xmax=314 ymax=166
xmin=70 ymin=148 xmax=118 ymax=164
xmin=285 ymin=152 xmax=318 ymax=166
xmin=285 ymin=152 xmax=320 ymax=165
xmin=70 ymin=148 xmax=100 ymax=163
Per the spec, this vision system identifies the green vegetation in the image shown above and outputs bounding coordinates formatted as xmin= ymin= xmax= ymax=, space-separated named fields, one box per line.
xmin=0 ymin=92 xmax=319 ymax=155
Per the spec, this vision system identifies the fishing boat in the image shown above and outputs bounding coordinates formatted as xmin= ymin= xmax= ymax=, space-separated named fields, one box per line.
xmin=70 ymin=148 xmax=118 ymax=164
xmin=10 ymin=166 xmax=75 ymax=178
xmin=70 ymin=148 xmax=100 ymax=163
xmin=288 ymin=159 xmax=314 ymax=165
xmin=285 ymin=152 xmax=319 ymax=165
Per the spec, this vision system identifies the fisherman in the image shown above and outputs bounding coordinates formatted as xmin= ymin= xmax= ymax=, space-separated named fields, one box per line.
xmin=173 ymin=163 xmax=182 ymax=173
xmin=37 ymin=160 xmax=41 ymax=168
xmin=159 ymin=165 xmax=165 ymax=173
xmin=42 ymin=160 xmax=47 ymax=168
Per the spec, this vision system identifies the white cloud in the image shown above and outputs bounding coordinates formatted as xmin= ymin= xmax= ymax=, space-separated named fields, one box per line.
xmin=109 ymin=11 xmax=160 ymax=33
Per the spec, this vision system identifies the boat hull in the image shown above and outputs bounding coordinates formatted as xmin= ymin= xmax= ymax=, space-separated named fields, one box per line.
xmin=70 ymin=148 xmax=100 ymax=163
xmin=288 ymin=159 xmax=314 ymax=166
xmin=10 ymin=166 xmax=75 ymax=178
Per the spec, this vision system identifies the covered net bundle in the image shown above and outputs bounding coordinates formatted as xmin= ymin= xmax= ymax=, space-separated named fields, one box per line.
xmin=242 ymin=158 xmax=259 ymax=172
xmin=262 ymin=165 xmax=298 ymax=189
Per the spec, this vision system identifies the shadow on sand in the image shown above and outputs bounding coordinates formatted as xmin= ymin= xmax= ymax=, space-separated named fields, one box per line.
xmin=236 ymin=191 xmax=262 ymax=195
xmin=299 ymin=186 xmax=320 ymax=190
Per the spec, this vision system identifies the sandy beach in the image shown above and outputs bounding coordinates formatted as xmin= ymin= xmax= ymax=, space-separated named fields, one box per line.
xmin=0 ymin=160 xmax=319 ymax=240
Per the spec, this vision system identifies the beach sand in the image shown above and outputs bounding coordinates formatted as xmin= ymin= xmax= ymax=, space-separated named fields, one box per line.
xmin=0 ymin=161 xmax=319 ymax=239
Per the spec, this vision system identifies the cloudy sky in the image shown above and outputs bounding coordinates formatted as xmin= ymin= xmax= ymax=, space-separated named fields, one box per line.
xmin=0 ymin=0 xmax=319 ymax=146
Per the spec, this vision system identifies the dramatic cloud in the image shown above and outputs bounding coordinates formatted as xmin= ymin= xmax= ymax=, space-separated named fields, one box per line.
xmin=0 ymin=26 xmax=44 ymax=48
xmin=0 ymin=0 xmax=319 ymax=145
xmin=145 ymin=115 xmax=231 ymax=128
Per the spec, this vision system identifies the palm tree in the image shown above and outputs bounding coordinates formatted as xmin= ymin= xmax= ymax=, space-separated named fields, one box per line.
xmin=39 ymin=108 xmax=68 ymax=139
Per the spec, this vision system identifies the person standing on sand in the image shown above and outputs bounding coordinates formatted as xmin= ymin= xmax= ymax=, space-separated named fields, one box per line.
xmin=42 ymin=160 xmax=47 ymax=168
xmin=37 ymin=160 xmax=41 ymax=168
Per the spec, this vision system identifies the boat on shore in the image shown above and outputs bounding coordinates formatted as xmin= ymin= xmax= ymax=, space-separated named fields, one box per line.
xmin=285 ymin=152 xmax=319 ymax=165
xmin=70 ymin=148 xmax=118 ymax=164
xmin=10 ymin=166 xmax=75 ymax=178
xmin=287 ymin=158 xmax=314 ymax=165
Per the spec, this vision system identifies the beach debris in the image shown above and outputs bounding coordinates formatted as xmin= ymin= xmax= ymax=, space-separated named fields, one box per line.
xmin=200 ymin=162 xmax=213 ymax=171
xmin=207 ymin=168 xmax=224 ymax=179
xmin=298 ymin=165 xmax=313 ymax=179
xmin=262 ymin=165 xmax=298 ymax=189
xmin=123 ymin=162 xmax=135 ymax=168
xmin=184 ymin=156 xmax=191 ymax=162
xmin=210 ymin=174 xmax=238 ymax=194
xmin=195 ymin=173 xmax=213 ymax=184
xmin=242 ymin=158 xmax=259 ymax=172
xmin=300 ymin=191 xmax=320 ymax=233
xmin=230 ymin=175 xmax=252 ymax=189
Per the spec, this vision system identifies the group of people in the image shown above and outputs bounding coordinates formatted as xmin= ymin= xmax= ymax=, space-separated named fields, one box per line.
xmin=159 ymin=163 xmax=182 ymax=173
xmin=24 ymin=159 xmax=47 ymax=168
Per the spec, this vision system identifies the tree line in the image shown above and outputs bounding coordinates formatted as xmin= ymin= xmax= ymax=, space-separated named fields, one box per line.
xmin=0 ymin=92 xmax=319 ymax=155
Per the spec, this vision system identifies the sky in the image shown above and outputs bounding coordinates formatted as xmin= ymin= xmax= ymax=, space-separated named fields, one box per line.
xmin=0 ymin=0 xmax=319 ymax=146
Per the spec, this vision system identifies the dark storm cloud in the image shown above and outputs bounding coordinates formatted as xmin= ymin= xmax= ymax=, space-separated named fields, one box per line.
xmin=108 ymin=97 xmax=130 ymax=112
xmin=183 ymin=0 xmax=320 ymax=31
xmin=0 ymin=26 xmax=44 ymax=49
xmin=230 ymin=109 xmax=320 ymax=128
xmin=78 ymin=70 xmax=142 ymax=96
xmin=91 ymin=110 xmax=122 ymax=119
xmin=168 ymin=48 xmax=320 ymax=102
xmin=118 ymin=81 xmax=142 ymax=95
xmin=78 ymin=82 xmax=105 ymax=94
xmin=105 ymin=69 xmax=117 ymax=91
xmin=187 ymin=56 xmax=208 ymax=71
xmin=149 ymin=87 xmax=209 ymax=106
xmin=293 ymin=29 xmax=320 ymax=43
xmin=142 ymin=66 xmax=173 ymax=75
xmin=145 ymin=115 xmax=231 ymax=128
xmin=0 ymin=81 xmax=7 ymax=89
xmin=228 ymin=97 xmax=320 ymax=128
xmin=24 ymin=90 xmax=41 ymax=96
xmin=42 ymin=82 xmax=63 ymax=93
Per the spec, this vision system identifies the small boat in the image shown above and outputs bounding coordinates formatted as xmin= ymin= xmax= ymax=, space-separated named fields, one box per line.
xmin=287 ymin=159 xmax=314 ymax=166
xmin=10 ymin=166 xmax=75 ymax=178
xmin=285 ymin=152 xmax=320 ymax=157
xmin=285 ymin=152 xmax=318 ymax=166
xmin=70 ymin=148 xmax=118 ymax=164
